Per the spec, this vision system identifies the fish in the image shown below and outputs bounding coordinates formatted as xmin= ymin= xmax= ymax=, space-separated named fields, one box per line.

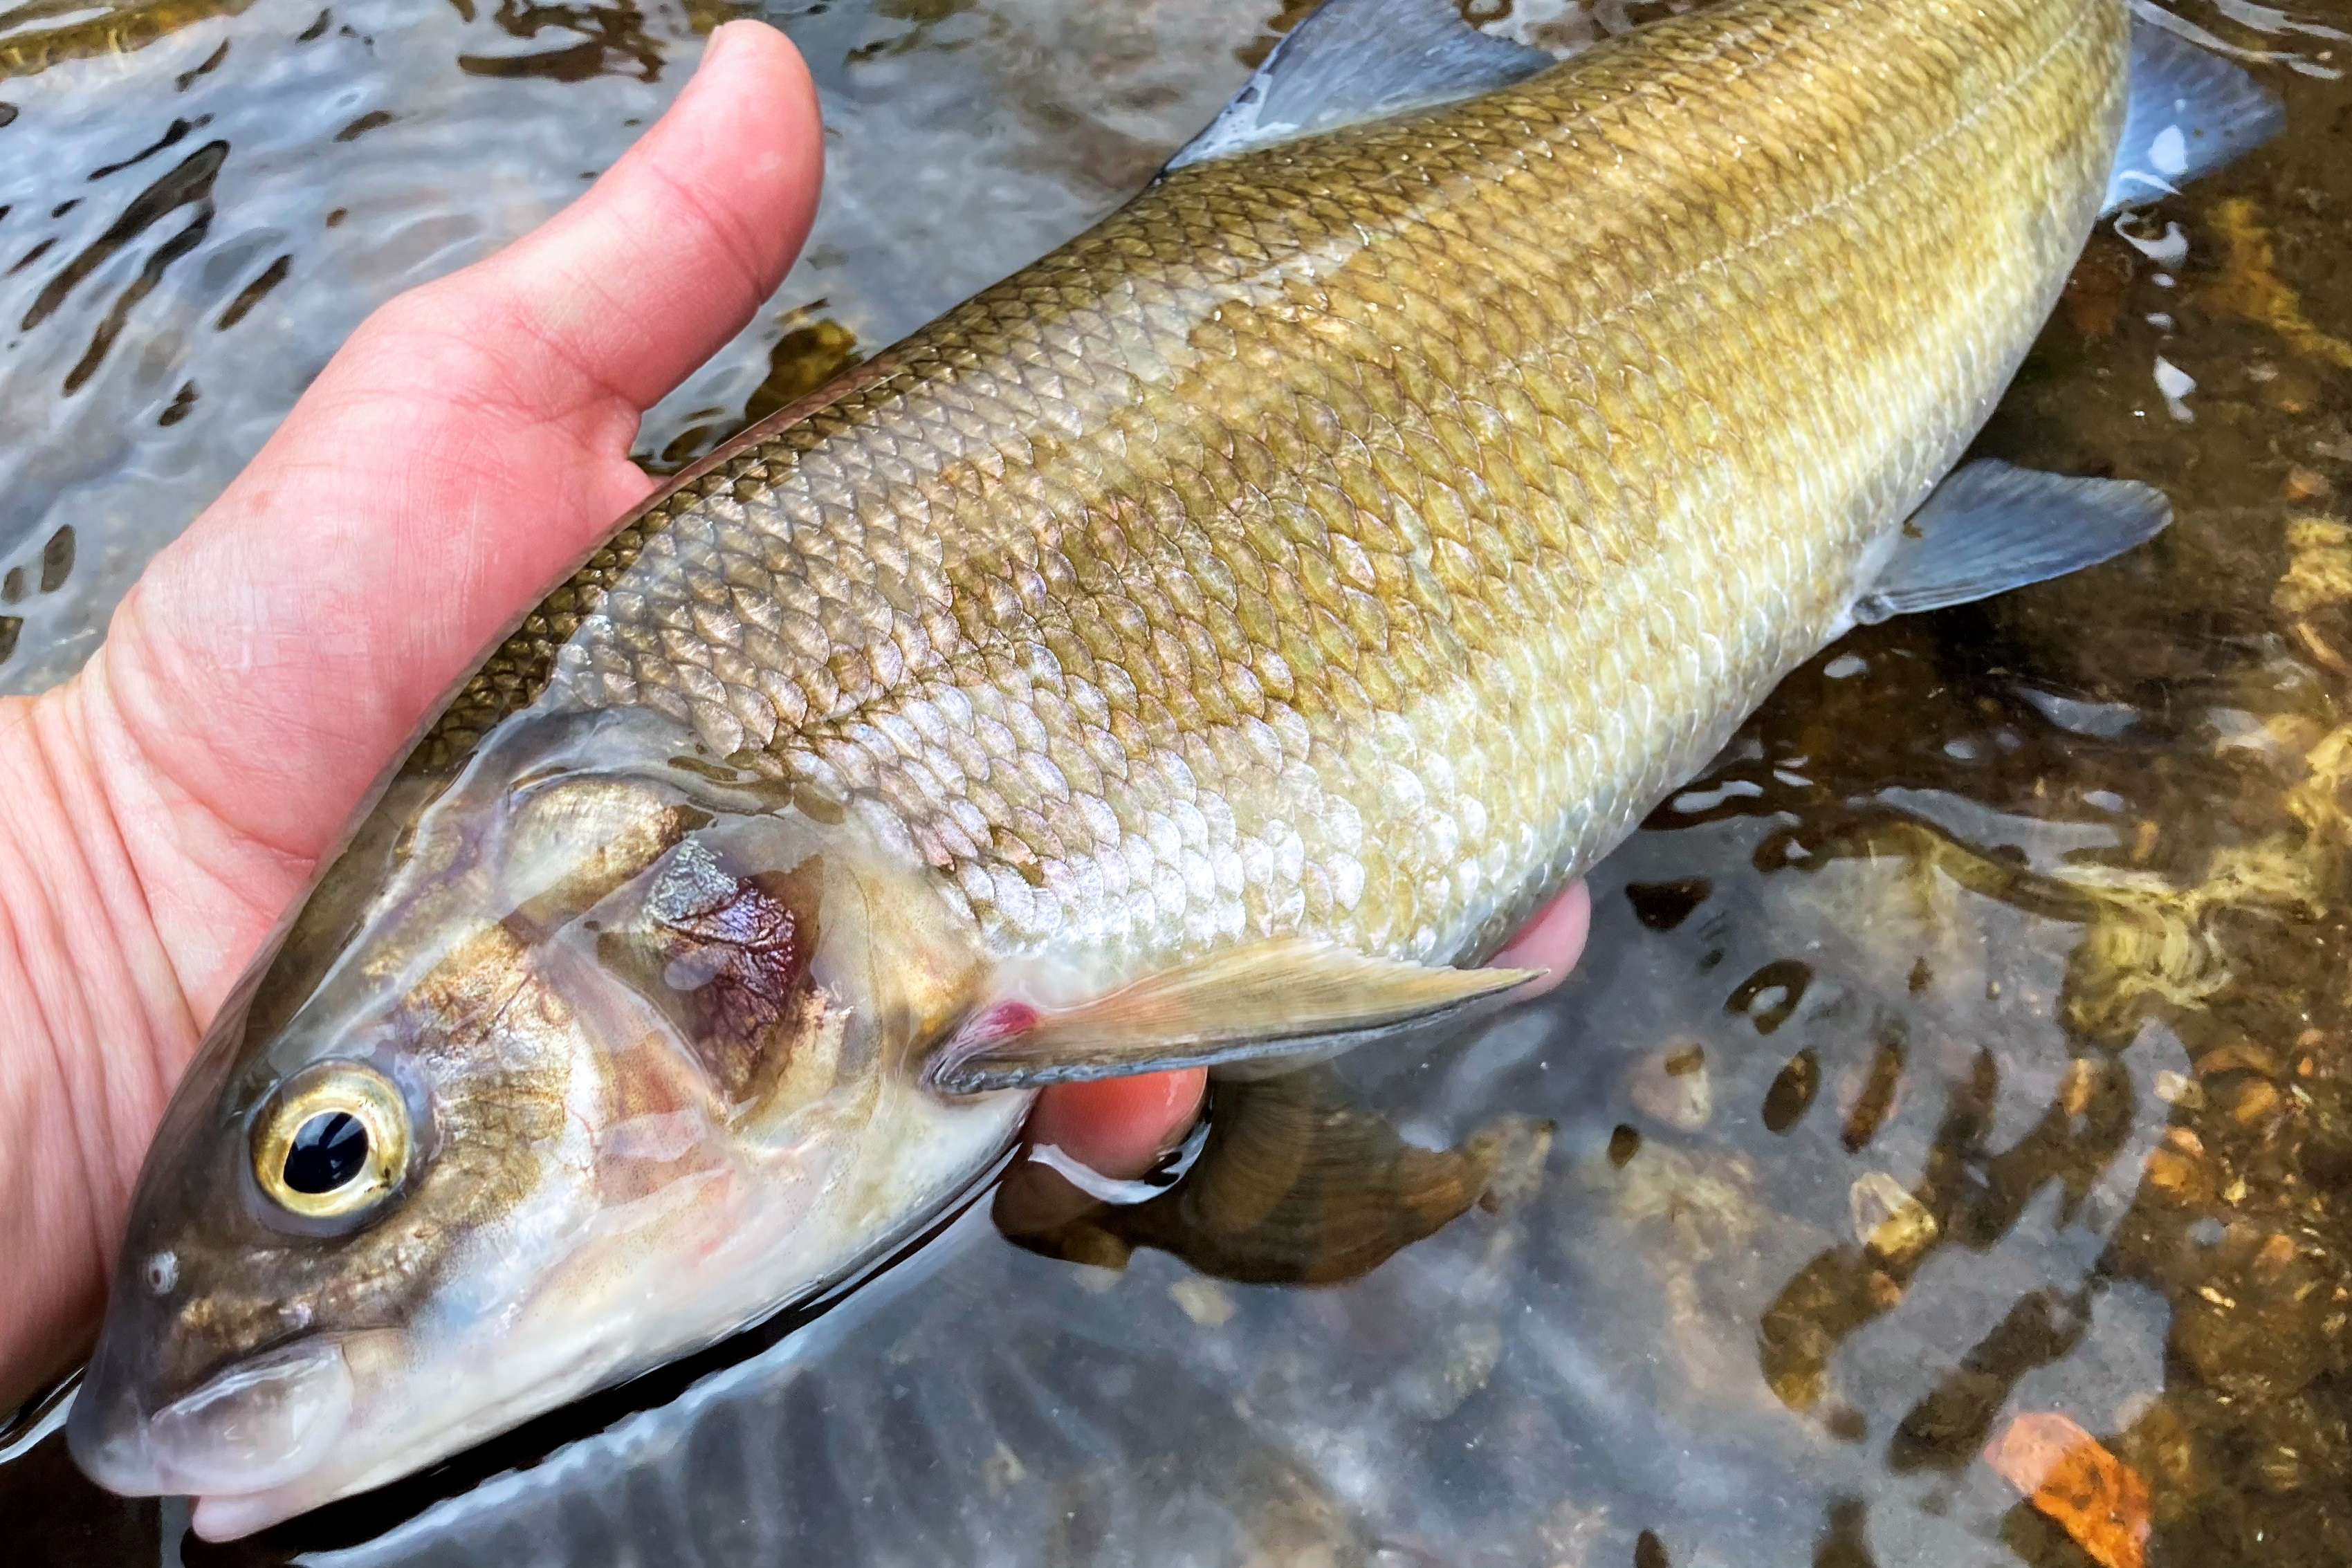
xmin=69 ymin=0 xmax=2279 ymax=1538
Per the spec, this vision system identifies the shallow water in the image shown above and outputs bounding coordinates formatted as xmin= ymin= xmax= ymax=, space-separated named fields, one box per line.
xmin=6 ymin=0 xmax=2352 ymax=1564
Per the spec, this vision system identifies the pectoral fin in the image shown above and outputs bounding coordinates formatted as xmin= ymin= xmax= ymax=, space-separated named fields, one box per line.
xmin=1166 ymin=0 xmax=1554 ymax=172
xmin=929 ymin=937 xmax=1540 ymax=1094
xmin=1850 ymin=460 xmax=2171 ymax=627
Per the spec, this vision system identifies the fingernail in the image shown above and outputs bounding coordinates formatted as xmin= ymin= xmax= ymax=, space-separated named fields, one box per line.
xmin=701 ymin=20 xmax=742 ymax=68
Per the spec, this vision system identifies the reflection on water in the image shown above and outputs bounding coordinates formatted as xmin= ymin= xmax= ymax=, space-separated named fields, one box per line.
xmin=6 ymin=0 xmax=2352 ymax=1563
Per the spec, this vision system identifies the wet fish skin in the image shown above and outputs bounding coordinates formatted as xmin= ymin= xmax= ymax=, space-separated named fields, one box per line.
xmin=73 ymin=0 xmax=2141 ymax=1535
xmin=440 ymin=0 xmax=2126 ymax=970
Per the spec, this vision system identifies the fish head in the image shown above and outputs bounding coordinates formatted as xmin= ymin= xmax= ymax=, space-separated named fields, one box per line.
xmin=71 ymin=707 xmax=1002 ymax=1537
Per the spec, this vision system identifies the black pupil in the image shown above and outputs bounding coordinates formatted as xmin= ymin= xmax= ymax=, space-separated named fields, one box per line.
xmin=284 ymin=1111 xmax=369 ymax=1194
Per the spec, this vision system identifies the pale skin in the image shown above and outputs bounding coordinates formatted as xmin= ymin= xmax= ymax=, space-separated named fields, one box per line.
xmin=0 ymin=20 xmax=1589 ymax=1412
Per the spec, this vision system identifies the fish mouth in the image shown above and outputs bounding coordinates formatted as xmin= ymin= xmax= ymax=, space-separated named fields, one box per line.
xmin=71 ymin=1316 xmax=631 ymax=1540
xmin=69 ymin=1334 xmax=356 ymax=1521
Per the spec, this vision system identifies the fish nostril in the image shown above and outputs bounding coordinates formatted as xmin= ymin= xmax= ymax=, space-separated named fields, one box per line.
xmin=143 ymin=1251 xmax=177 ymax=1295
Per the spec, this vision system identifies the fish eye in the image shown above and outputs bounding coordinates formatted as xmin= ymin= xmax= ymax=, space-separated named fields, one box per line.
xmin=251 ymin=1062 xmax=412 ymax=1222
xmin=286 ymin=1111 xmax=367 ymax=1192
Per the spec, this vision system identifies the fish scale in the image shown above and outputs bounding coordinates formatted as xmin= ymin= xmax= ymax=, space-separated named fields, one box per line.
xmin=428 ymin=0 xmax=2135 ymax=973
xmin=429 ymin=0 xmax=2122 ymax=977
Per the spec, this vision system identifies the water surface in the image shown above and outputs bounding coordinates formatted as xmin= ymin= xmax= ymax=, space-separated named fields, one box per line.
xmin=5 ymin=1 xmax=2351 ymax=1565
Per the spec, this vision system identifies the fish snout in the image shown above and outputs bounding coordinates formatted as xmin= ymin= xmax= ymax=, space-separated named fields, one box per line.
xmin=69 ymin=1336 xmax=354 ymax=1498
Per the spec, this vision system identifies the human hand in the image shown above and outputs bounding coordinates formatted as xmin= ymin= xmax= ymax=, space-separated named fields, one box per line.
xmin=0 ymin=18 xmax=823 ymax=1409
xmin=0 ymin=18 xmax=1587 ymax=1412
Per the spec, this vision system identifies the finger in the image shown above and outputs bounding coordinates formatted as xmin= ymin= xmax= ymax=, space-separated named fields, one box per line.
xmin=996 ymin=1071 xmax=1206 ymax=1239
xmin=1487 ymin=879 xmax=1592 ymax=999
xmin=1027 ymin=1069 xmax=1209 ymax=1181
xmin=84 ymin=22 xmax=823 ymax=1009
xmin=395 ymin=17 xmax=825 ymax=423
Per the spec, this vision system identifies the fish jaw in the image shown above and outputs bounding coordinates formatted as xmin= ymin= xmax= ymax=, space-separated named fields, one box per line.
xmin=70 ymin=1328 xmax=468 ymax=1540
xmin=71 ymin=1335 xmax=356 ymax=1501
xmin=193 ymin=1489 xmax=324 ymax=1542
xmin=70 ymin=1304 xmax=638 ymax=1540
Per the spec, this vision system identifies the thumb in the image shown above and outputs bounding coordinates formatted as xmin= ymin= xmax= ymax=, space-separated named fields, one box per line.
xmin=83 ymin=19 xmax=822 ymax=1013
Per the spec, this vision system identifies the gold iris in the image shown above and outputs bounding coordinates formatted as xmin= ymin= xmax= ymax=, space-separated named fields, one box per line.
xmin=251 ymin=1062 xmax=411 ymax=1221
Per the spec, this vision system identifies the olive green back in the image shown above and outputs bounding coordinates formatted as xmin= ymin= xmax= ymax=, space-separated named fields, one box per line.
xmin=421 ymin=0 xmax=2129 ymax=975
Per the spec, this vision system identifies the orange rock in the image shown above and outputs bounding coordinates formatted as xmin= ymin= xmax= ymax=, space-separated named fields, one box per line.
xmin=1983 ymin=1412 xmax=2151 ymax=1568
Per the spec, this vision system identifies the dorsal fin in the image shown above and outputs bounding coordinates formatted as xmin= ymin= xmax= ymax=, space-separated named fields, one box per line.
xmin=2103 ymin=19 xmax=2284 ymax=213
xmin=1166 ymin=0 xmax=1555 ymax=171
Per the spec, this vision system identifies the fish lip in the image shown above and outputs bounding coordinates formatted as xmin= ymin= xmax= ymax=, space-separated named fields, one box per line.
xmin=188 ymin=1485 xmax=315 ymax=1542
xmin=66 ymin=1392 xmax=168 ymax=1499
xmin=68 ymin=1334 xmax=355 ymax=1502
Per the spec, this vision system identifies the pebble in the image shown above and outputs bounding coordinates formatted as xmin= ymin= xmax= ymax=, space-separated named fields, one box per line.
xmin=1628 ymin=1043 xmax=1714 ymax=1132
xmin=1849 ymin=1172 xmax=1938 ymax=1264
